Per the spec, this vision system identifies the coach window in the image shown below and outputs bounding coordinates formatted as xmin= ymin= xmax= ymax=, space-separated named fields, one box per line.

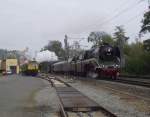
xmin=68 ymin=58 xmax=73 ymax=62
xmin=73 ymin=56 xmax=79 ymax=61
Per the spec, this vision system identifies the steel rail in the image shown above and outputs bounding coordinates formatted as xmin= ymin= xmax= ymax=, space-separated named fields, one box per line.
xmin=119 ymin=75 xmax=150 ymax=79
xmin=59 ymin=73 xmax=150 ymax=88
xmin=97 ymin=78 xmax=150 ymax=88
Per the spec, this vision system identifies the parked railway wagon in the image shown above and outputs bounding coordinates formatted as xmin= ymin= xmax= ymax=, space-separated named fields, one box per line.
xmin=39 ymin=61 xmax=58 ymax=73
xmin=21 ymin=61 xmax=38 ymax=76
xmin=52 ymin=43 xmax=121 ymax=79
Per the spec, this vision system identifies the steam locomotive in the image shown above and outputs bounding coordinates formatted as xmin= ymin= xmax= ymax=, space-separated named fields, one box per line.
xmin=52 ymin=43 xmax=121 ymax=79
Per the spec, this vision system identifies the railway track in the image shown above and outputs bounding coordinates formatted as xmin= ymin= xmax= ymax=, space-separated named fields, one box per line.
xmin=58 ymin=74 xmax=150 ymax=88
xmin=39 ymin=74 xmax=117 ymax=117
xmin=97 ymin=77 xmax=150 ymax=88
xmin=119 ymin=74 xmax=150 ymax=79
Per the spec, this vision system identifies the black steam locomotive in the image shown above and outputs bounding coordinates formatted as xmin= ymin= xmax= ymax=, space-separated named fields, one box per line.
xmin=52 ymin=43 xmax=121 ymax=79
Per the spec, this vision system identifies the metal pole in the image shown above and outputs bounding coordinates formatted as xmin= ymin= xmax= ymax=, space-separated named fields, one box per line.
xmin=64 ymin=35 xmax=69 ymax=60
xmin=148 ymin=0 xmax=150 ymax=9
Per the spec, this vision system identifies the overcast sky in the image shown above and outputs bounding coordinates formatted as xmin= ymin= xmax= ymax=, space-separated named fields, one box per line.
xmin=0 ymin=0 xmax=149 ymax=54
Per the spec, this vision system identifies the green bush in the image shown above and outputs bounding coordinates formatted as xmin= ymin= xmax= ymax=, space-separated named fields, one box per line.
xmin=123 ymin=43 xmax=150 ymax=75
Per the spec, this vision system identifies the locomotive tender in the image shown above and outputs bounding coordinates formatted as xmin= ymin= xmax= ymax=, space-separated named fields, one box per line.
xmin=52 ymin=43 xmax=121 ymax=79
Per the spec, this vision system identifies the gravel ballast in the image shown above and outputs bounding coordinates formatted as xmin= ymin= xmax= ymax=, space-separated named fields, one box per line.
xmin=57 ymin=75 xmax=150 ymax=117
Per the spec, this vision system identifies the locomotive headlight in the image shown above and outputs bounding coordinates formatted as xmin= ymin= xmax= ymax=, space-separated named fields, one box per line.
xmin=100 ymin=64 xmax=105 ymax=68
xmin=115 ymin=64 xmax=119 ymax=68
xmin=113 ymin=64 xmax=118 ymax=68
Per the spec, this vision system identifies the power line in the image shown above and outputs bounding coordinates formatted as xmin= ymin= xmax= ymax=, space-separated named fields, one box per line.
xmin=121 ymin=10 xmax=145 ymax=25
xmin=66 ymin=0 xmax=146 ymax=45
xmin=111 ymin=0 xmax=135 ymax=13
xmin=68 ymin=37 xmax=86 ymax=40
xmin=66 ymin=11 xmax=144 ymax=44
xmin=88 ymin=0 xmax=138 ymax=27
xmin=67 ymin=37 xmax=87 ymax=43
xmin=80 ymin=0 xmax=144 ymax=33
xmin=94 ymin=0 xmax=144 ymax=28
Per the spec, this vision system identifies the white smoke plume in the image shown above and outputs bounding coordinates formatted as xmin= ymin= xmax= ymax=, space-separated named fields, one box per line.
xmin=36 ymin=50 xmax=58 ymax=63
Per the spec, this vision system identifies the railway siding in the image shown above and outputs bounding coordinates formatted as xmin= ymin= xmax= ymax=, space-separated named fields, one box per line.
xmin=119 ymin=74 xmax=150 ymax=79
xmin=53 ymin=74 xmax=150 ymax=117
xmin=39 ymin=74 xmax=118 ymax=117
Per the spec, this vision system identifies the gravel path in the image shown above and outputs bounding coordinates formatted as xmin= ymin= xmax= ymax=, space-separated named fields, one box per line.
xmin=34 ymin=83 xmax=59 ymax=117
xmin=0 ymin=75 xmax=59 ymax=117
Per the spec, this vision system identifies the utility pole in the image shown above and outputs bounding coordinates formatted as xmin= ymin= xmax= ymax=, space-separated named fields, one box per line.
xmin=64 ymin=35 xmax=87 ymax=59
xmin=117 ymin=38 xmax=125 ymax=68
xmin=148 ymin=0 xmax=150 ymax=9
xmin=64 ymin=35 xmax=69 ymax=60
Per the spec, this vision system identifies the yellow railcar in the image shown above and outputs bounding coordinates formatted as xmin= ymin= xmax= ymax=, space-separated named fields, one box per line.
xmin=21 ymin=61 xmax=38 ymax=76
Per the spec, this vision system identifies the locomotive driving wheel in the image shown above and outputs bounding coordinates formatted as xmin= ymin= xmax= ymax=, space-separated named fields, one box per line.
xmin=87 ymin=71 xmax=98 ymax=79
xmin=85 ymin=64 xmax=98 ymax=79
xmin=111 ymin=75 xmax=117 ymax=80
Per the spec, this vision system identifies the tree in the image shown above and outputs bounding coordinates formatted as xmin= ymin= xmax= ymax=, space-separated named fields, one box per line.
xmin=44 ymin=40 xmax=65 ymax=59
xmin=0 ymin=49 xmax=21 ymax=59
xmin=113 ymin=26 xmax=129 ymax=45
xmin=6 ymin=53 xmax=17 ymax=59
xmin=113 ymin=26 xmax=129 ymax=68
xmin=88 ymin=31 xmax=114 ymax=47
xmin=140 ymin=10 xmax=150 ymax=34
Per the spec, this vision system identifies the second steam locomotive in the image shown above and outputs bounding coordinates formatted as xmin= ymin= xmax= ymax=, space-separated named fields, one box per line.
xmin=52 ymin=43 xmax=121 ymax=79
